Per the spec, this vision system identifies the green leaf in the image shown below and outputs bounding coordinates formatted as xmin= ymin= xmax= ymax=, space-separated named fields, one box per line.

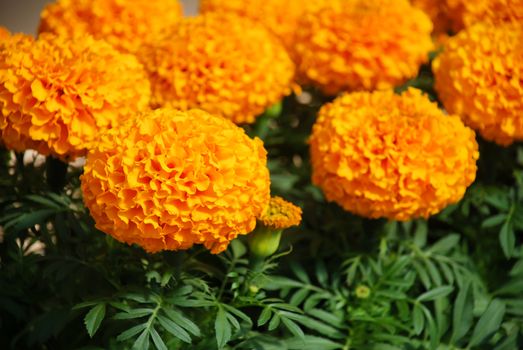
xmin=157 ymin=315 xmax=191 ymax=344
xmin=84 ymin=304 xmax=106 ymax=338
xmin=482 ymin=214 xmax=507 ymax=228
xmin=413 ymin=221 xmax=428 ymax=248
xmin=282 ymin=317 xmax=305 ymax=339
xmin=290 ymin=289 xmax=310 ymax=306
xmin=215 ymin=307 xmax=231 ymax=348
xmin=25 ymin=195 xmax=64 ymax=209
xmin=150 ymin=327 xmax=168 ymax=350
xmin=258 ymin=308 xmax=272 ymax=327
xmin=163 ymin=309 xmax=200 ymax=336
xmin=4 ymin=209 xmax=57 ymax=233
xmin=412 ymin=304 xmax=424 ymax=335
xmin=428 ymin=234 xmax=460 ymax=255
xmin=424 ymin=259 xmax=443 ymax=286
xmin=413 ymin=261 xmax=432 ymax=289
xmin=116 ymin=324 xmax=147 ymax=342
xmin=268 ymin=313 xmax=281 ymax=331
xmin=230 ymin=239 xmax=247 ymax=258
xmin=284 ymin=336 xmax=342 ymax=350
xmin=499 ymin=222 xmax=516 ymax=258
xmin=291 ymin=263 xmax=310 ymax=284
xmin=132 ymin=330 xmax=150 ymax=350
xmin=451 ymin=279 xmax=474 ymax=343
xmin=468 ymin=299 xmax=506 ymax=347
xmin=417 ymin=286 xmax=453 ymax=302
xmin=114 ymin=308 xmax=153 ymax=320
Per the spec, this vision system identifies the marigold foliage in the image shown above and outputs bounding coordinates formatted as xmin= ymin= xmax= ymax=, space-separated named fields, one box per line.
xmin=433 ymin=22 xmax=523 ymax=146
xmin=38 ymin=0 xmax=183 ymax=54
xmin=81 ymin=108 xmax=271 ymax=254
xmin=199 ymin=0 xmax=325 ymax=54
xmin=294 ymin=0 xmax=433 ymax=95
xmin=309 ymin=89 xmax=479 ymax=221
xmin=258 ymin=196 xmax=302 ymax=230
xmin=0 ymin=33 xmax=151 ymax=159
xmin=140 ymin=13 xmax=294 ymax=124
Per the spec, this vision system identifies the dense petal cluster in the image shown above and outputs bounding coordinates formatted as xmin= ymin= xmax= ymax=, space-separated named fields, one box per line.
xmin=294 ymin=0 xmax=433 ymax=95
xmin=39 ymin=0 xmax=183 ymax=54
xmin=309 ymin=89 xmax=478 ymax=221
xmin=433 ymin=22 xmax=523 ymax=146
xmin=446 ymin=0 xmax=523 ymax=31
xmin=81 ymin=108 xmax=271 ymax=254
xmin=140 ymin=13 xmax=295 ymax=124
xmin=199 ymin=0 xmax=325 ymax=54
xmin=0 ymin=33 xmax=151 ymax=159
xmin=258 ymin=197 xmax=302 ymax=230
xmin=0 ymin=27 xmax=10 ymax=41
xmin=411 ymin=0 xmax=452 ymax=34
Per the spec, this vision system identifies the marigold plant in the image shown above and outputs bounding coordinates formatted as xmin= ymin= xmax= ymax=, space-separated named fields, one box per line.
xmin=258 ymin=196 xmax=302 ymax=230
xmin=0 ymin=33 xmax=151 ymax=159
xmin=433 ymin=22 xmax=523 ymax=146
xmin=294 ymin=0 xmax=433 ymax=95
xmin=140 ymin=13 xmax=294 ymax=124
xmin=446 ymin=0 xmax=523 ymax=31
xmin=81 ymin=108 xmax=271 ymax=254
xmin=38 ymin=0 xmax=183 ymax=54
xmin=309 ymin=88 xmax=479 ymax=221
xmin=199 ymin=0 xmax=325 ymax=55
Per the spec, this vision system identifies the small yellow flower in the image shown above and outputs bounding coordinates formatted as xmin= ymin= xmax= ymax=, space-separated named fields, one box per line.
xmin=81 ymin=108 xmax=271 ymax=254
xmin=434 ymin=22 xmax=523 ymax=146
xmin=0 ymin=33 xmax=151 ymax=159
xmin=309 ymin=88 xmax=478 ymax=221
xmin=259 ymin=196 xmax=302 ymax=230
xmin=355 ymin=285 xmax=371 ymax=299
xmin=139 ymin=13 xmax=295 ymax=124
xmin=294 ymin=0 xmax=433 ymax=95
xmin=39 ymin=0 xmax=183 ymax=54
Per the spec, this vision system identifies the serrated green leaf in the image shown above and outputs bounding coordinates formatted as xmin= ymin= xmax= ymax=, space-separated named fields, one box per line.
xmin=114 ymin=308 xmax=153 ymax=320
xmin=413 ymin=221 xmax=428 ymax=248
xmin=284 ymin=336 xmax=342 ymax=350
xmin=499 ymin=222 xmax=516 ymax=258
xmin=268 ymin=313 xmax=281 ymax=331
xmin=132 ymin=330 xmax=150 ymax=350
xmin=291 ymin=263 xmax=310 ymax=284
xmin=116 ymin=323 xmax=147 ymax=342
xmin=482 ymin=214 xmax=507 ymax=228
xmin=468 ymin=299 xmax=506 ymax=347
xmin=412 ymin=304 xmax=424 ymax=335
xmin=84 ymin=304 xmax=106 ymax=338
xmin=451 ymin=279 xmax=473 ymax=344
xmin=150 ymin=327 xmax=167 ymax=350
xmin=417 ymin=286 xmax=453 ymax=302
xmin=282 ymin=317 xmax=304 ymax=339
xmin=424 ymin=259 xmax=443 ymax=286
xmin=4 ymin=209 xmax=57 ymax=233
xmin=413 ymin=261 xmax=432 ymax=289
xmin=428 ymin=234 xmax=460 ymax=255
xmin=157 ymin=315 xmax=191 ymax=344
xmin=258 ymin=308 xmax=272 ymax=327
xmin=215 ymin=307 xmax=231 ymax=348
xmin=163 ymin=309 xmax=200 ymax=336
xmin=290 ymin=289 xmax=310 ymax=306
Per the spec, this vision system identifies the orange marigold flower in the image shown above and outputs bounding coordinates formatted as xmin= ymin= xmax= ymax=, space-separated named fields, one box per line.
xmin=433 ymin=22 xmax=523 ymax=146
xmin=309 ymin=88 xmax=478 ymax=221
xmin=81 ymin=108 xmax=271 ymax=254
xmin=446 ymin=0 xmax=523 ymax=31
xmin=411 ymin=0 xmax=452 ymax=34
xmin=259 ymin=196 xmax=302 ymax=230
xmin=0 ymin=33 xmax=151 ymax=159
xmin=0 ymin=27 xmax=10 ymax=41
xmin=139 ymin=13 xmax=295 ymax=124
xmin=38 ymin=0 xmax=183 ymax=54
xmin=199 ymin=0 xmax=325 ymax=54
xmin=294 ymin=0 xmax=434 ymax=95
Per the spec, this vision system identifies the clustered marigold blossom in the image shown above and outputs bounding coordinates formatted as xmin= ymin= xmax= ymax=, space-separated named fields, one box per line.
xmin=309 ymin=88 xmax=479 ymax=221
xmin=199 ymin=0 xmax=325 ymax=54
xmin=446 ymin=0 xmax=523 ymax=31
xmin=0 ymin=33 xmax=151 ymax=159
xmin=294 ymin=0 xmax=434 ymax=95
xmin=139 ymin=13 xmax=295 ymax=124
xmin=258 ymin=196 xmax=302 ymax=230
xmin=38 ymin=0 xmax=183 ymax=54
xmin=433 ymin=22 xmax=523 ymax=146
xmin=0 ymin=27 xmax=10 ymax=41
xmin=81 ymin=108 xmax=271 ymax=254
xmin=411 ymin=0 xmax=452 ymax=34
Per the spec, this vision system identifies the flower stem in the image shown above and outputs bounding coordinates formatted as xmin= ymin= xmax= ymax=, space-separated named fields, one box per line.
xmin=46 ymin=157 xmax=68 ymax=192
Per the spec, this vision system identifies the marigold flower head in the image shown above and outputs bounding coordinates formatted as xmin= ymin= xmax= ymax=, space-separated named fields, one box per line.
xmin=446 ymin=0 xmax=523 ymax=31
xmin=411 ymin=0 xmax=452 ymax=34
xmin=294 ymin=0 xmax=434 ymax=95
xmin=199 ymin=0 xmax=325 ymax=54
xmin=81 ymin=108 xmax=271 ymax=254
xmin=39 ymin=0 xmax=183 ymax=54
xmin=0 ymin=33 xmax=151 ymax=159
xmin=309 ymin=88 xmax=478 ymax=221
xmin=139 ymin=13 xmax=295 ymax=124
xmin=258 ymin=196 xmax=302 ymax=230
xmin=0 ymin=27 xmax=10 ymax=41
xmin=433 ymin=22 xmax=523 ymax=146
